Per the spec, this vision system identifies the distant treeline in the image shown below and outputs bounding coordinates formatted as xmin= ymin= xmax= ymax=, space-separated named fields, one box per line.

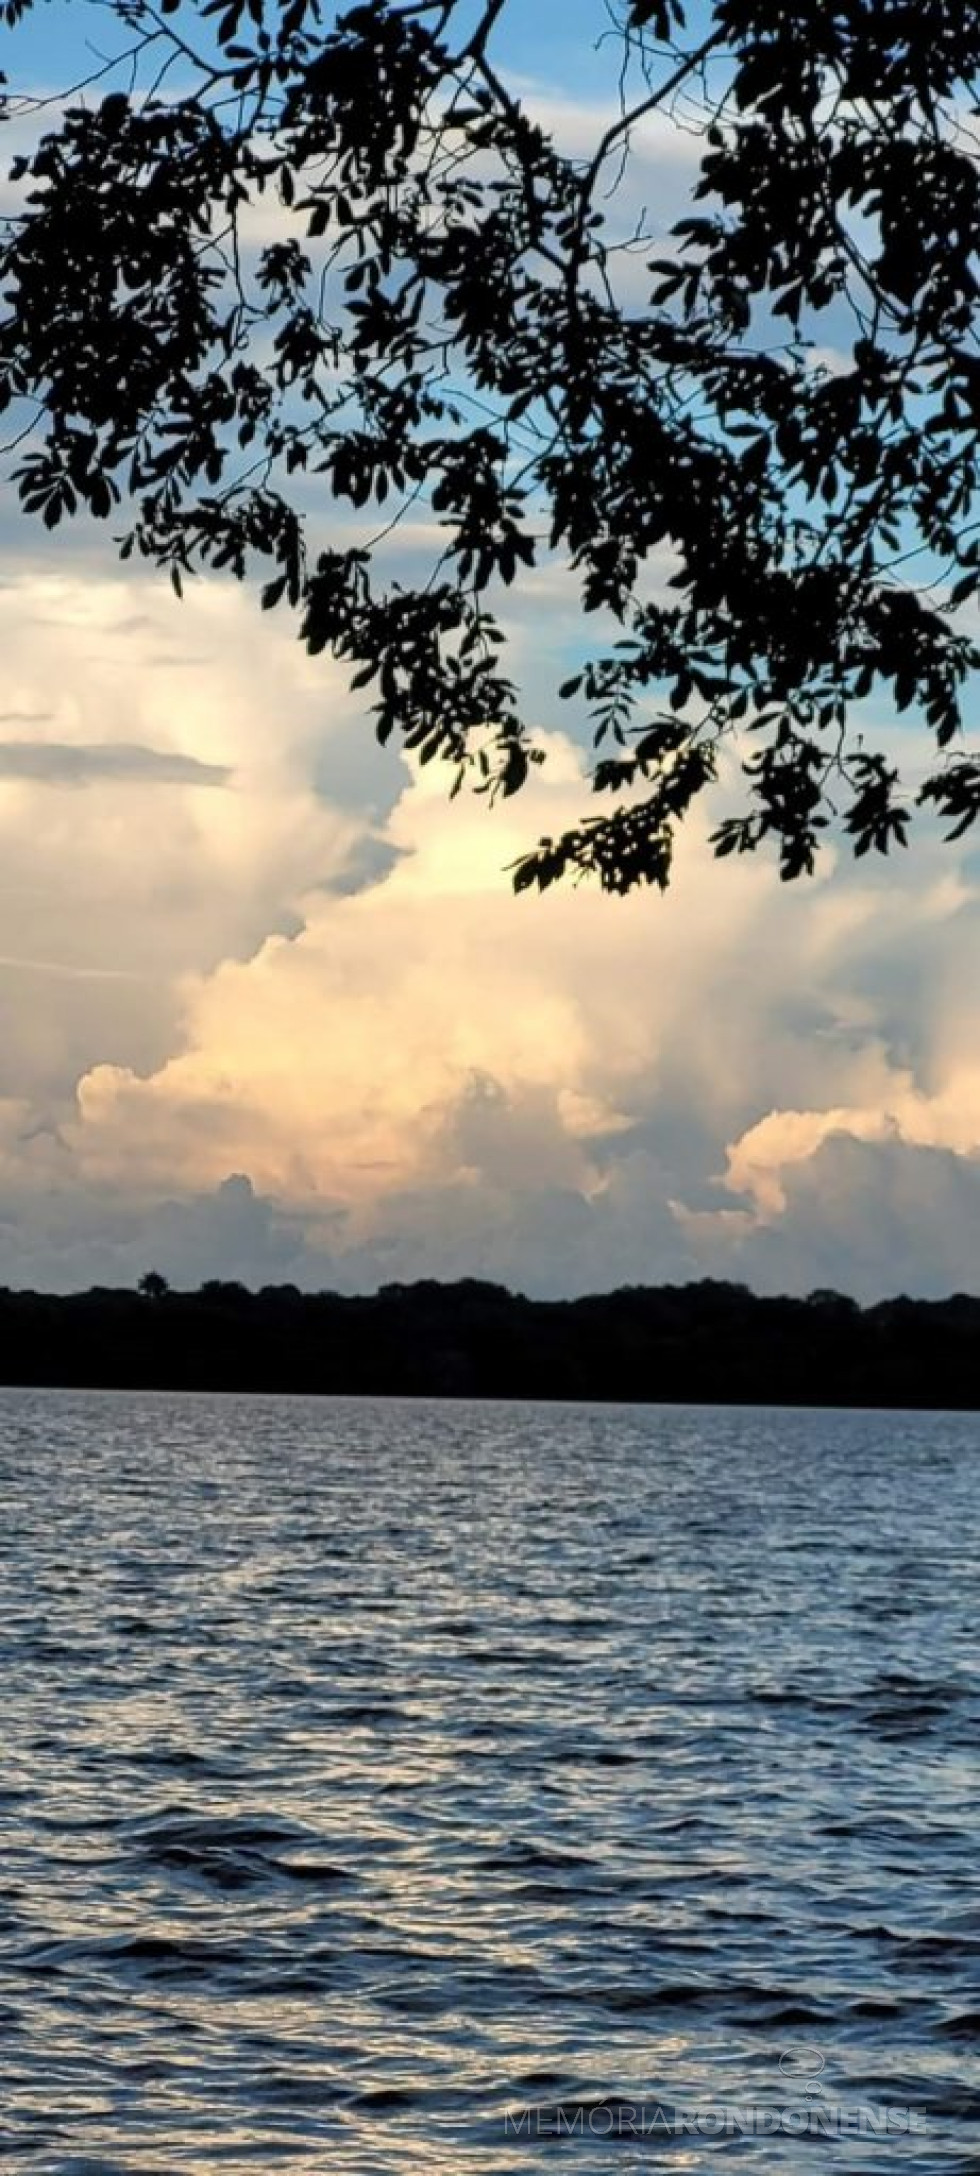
xmin=3 ymin=1277 xmax=980 ymax=1407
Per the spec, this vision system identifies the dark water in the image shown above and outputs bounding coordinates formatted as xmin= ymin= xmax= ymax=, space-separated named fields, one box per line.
xmin=2 ymin=1391 xmax=979 ymax=2173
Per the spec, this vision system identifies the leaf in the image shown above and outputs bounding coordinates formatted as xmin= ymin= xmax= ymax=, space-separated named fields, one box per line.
xmin=0 ymin=0 xmax=976 ymax=898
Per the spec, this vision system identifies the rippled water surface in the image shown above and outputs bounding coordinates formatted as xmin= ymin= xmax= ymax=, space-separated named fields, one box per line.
xmin=2 ymin=1390 xmax=980 ymax=2173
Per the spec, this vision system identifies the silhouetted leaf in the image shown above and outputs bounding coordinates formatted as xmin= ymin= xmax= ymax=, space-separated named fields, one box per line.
xmin=0 ymin=0 xmax=977 ymax=889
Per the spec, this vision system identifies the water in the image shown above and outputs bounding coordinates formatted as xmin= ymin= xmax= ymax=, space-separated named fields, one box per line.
xmin=1 ymin=1390 xmax=979 ymax=2174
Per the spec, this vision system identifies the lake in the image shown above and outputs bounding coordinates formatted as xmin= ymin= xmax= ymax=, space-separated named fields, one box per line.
xmin=1 ymin=1390 xmax=978 ymax=2172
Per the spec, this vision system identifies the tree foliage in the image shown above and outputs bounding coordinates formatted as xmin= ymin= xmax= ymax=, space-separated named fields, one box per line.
xmin=2 ymin=1275 xmax=980 ymax=1406
xmin=2 ymin=0 xmax=980 ymax=889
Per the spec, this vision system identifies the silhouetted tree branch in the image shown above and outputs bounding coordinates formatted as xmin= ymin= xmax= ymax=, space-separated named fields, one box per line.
xmin=2 ymin=0 xmax=979 ymax=889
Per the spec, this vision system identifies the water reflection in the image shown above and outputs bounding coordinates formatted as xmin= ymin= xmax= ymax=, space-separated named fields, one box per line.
xmin=0 ymin=1391 xmax=978 ymax=2171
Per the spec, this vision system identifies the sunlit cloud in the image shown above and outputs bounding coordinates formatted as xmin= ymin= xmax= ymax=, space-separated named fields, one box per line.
xmin=0 ymin=542 xmax=975 ymax=1297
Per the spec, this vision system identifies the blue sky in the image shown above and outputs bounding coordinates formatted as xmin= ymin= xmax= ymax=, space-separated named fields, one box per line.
xmin=8 ymin=0 xmax=643 ymax=93
xmin=0 ymin=1 xmax=978 ymax=1299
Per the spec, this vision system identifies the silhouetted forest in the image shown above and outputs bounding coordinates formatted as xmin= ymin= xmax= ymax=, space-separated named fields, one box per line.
xmin=2 ymin=1278 xmax=980 ymax=1408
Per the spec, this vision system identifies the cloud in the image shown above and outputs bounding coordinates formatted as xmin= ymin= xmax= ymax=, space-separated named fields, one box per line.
xmin=695 ymin=1133 xmax=980 ymax=1302
xmin=0 ymin=740 xmax=231 ymax=787
xmin=670 ymin=1032 xmax=980 ymax=1298
xmin=0 ymin=555 xmax=975 ymax=1299
xmin=0 ymin=567 xmax=404 ymax=1109
xmin=16 ymin=713 xmax=972 ymax=1299
xmin=0 ymin=1166 xmax=327 ymax=1293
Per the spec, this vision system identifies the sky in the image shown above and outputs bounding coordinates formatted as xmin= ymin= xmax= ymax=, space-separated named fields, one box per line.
xmin=1 ymin=4 xmax=979 ymax=1300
